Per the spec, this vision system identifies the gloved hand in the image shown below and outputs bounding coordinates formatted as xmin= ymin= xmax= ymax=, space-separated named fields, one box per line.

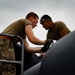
xmin=41 ymin=39 xmax=53 ymax=53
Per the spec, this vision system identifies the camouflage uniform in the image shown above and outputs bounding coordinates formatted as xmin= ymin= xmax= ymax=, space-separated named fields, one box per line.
xmin=0 ymin=37 xmax=16 ymax=75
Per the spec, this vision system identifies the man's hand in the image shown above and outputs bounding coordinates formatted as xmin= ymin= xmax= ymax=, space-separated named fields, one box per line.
xmin=41 ymin=39 xmax=53 ymax=53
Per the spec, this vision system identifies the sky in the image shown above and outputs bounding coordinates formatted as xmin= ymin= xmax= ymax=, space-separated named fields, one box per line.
xmin=0 ymin=0 xmax=75 ymax=47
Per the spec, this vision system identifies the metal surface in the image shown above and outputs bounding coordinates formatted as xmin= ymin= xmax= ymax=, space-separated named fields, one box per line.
xmin=40 ymin=30 xmax=75 ymax=75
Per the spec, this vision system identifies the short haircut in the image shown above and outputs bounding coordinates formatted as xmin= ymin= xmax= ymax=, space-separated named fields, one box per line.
xmin=40 ymin=15 xmax=52 ymax=24
xmin=25 ymin=12 xmax=39 ymax=19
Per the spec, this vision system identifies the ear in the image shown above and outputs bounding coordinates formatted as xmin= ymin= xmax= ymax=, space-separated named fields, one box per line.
xmin=29 ymin=17 xmax=34 ymax=21
xmin=31 ymin=17 xmax=34 ymax=19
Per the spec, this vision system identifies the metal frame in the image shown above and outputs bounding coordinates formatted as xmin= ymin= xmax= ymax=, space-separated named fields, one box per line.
xmin=0 ymin=33 xmax=24 ymax=75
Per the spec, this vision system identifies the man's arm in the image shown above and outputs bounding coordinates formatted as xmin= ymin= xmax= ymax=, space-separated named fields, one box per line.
xmin=24 ymin=39 xmax=42 ymax=53
xmin=60 ymin=28 xmax=68 ymax=37
xmin=58 ymin=21 xmax=70 ymax=38
xmin=25 ymin=25 xmax=45 ymax=45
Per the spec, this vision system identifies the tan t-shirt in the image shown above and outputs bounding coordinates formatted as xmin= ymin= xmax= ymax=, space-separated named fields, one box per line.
xmin=47 ymin=21 xmax=71 ymax=40
xmin=2 ymin=19 xmax=32 ymax=40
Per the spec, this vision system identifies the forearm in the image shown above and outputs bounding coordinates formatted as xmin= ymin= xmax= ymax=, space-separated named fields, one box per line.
xmin=25 ymin=47 xmax=42 ymax=53
xmin=25 ymin=25 xmax=45 ymax=45
xmin=24 ymin=39 xmax=42 ymax=53
xmin=29 ymin=36 xmax=45 ymax=45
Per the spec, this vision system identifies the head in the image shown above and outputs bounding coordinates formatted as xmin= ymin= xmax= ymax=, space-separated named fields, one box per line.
xmin=25 ymin=12 xmax=39 ymax=28
xmin=40 ymin=15 xmax=53 ymax=30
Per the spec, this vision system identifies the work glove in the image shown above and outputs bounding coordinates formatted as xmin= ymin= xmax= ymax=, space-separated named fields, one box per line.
xmin=41 ymin=39 xmax=53 ymax=53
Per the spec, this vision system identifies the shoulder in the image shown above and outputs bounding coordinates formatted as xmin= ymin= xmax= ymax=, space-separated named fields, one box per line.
xmin=54 ymin=21 xmax=69 ymax=32
xmin=18 ymin=19 xmax=32 ymax=25
xmin=55 ymin=21 xmax=66 ymax=25
xmin=25 ymin=19 xmax=32 ymax=25
xmin=54 ymin=21 xmax=66 ymax=28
